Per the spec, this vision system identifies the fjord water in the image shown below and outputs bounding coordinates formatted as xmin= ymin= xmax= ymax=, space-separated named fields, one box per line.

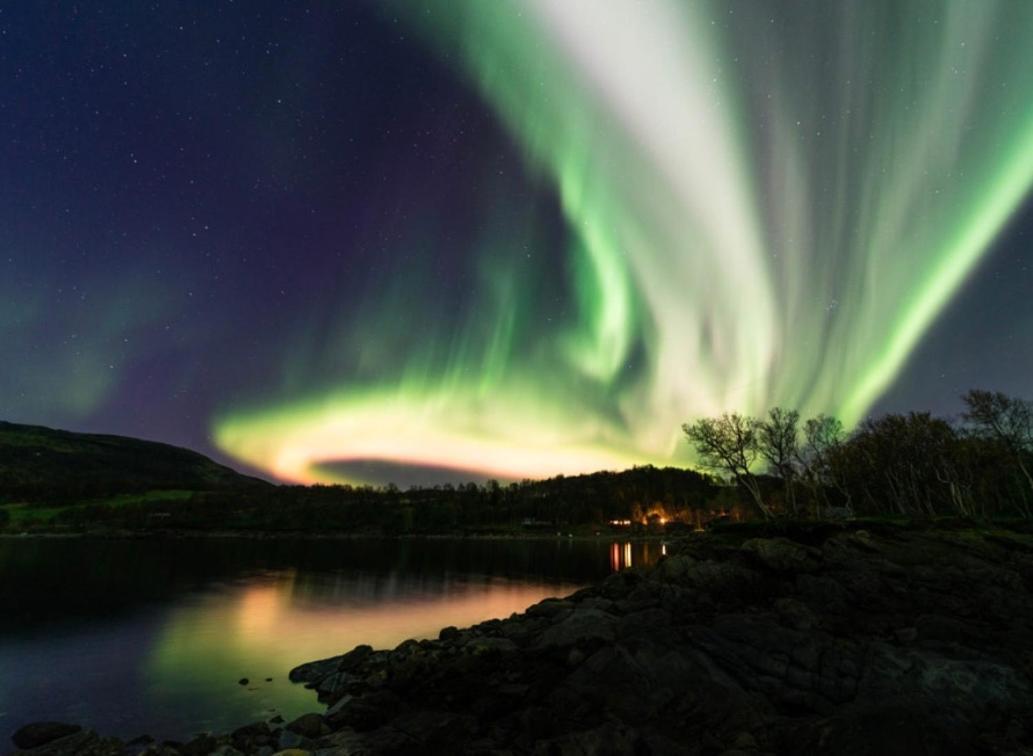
xmin=0 ymin=536 xmax=661 ymax=743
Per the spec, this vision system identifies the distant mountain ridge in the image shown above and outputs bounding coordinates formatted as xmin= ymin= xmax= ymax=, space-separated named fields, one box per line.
xmin=0 ymin=420 xmax=267 ymax=503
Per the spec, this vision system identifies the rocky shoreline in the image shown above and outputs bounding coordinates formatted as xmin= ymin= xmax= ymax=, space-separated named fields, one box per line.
xmin=11 ymin=521 xmax=1033 ymax=755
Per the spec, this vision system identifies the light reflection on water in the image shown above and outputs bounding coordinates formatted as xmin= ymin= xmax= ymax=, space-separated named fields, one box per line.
xmin=0 ymin=537 xmax=660 ymax=742
xmin=609 ymin=539 xmax=667 ymax=571
xmin=145 ymin=570 xmax=586 ymax=733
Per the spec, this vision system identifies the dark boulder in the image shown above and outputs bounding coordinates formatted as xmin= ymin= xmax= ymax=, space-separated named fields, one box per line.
xmin=12 ymin=723 xmax=82 ymax=750
xmin=534 ymin=607 xmax=618 ymax=650
xmin=285 ymin=712 xmax=325 ymax=738
xmin=36 ymin=525 xmax=1033 ymax=755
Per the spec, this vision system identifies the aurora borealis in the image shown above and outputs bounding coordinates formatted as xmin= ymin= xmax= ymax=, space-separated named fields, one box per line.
xmin=5 ymin=1 xmax=1033 ymax=484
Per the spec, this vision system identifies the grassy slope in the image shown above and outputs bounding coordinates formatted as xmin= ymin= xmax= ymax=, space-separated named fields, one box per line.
xmin=0 ymin=420 xmax=266 ymax=507
xmin=1 ymin=490 xmax=196 ymax=526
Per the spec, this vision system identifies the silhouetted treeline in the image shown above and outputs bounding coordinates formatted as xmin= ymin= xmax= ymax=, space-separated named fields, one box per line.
xmin=683 ymin=389 xmax=1033 ymax=520
xmin=34 ymin=466 xmax=720 ymax=534
xmin=6 ymin=389 xmax=1033 ymax=532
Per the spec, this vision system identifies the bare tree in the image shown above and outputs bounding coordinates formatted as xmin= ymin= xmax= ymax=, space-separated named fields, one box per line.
xmin=758 ymin=407 xmax=800 ymax=515
xmin=797 ymin=414 xmax=849 ymax=515
xmin=683 ymin=413 xmax=771 ymax=518
xmin=962 ymin=389 xmax=1033 ymax=515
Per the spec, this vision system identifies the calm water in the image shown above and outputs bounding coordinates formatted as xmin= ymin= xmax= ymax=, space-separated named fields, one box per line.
xmin=0 ymin=536 xmax=663 ymax=743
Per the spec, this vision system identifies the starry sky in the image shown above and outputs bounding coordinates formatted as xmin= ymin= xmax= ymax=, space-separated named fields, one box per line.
xmin=3 ymin=1 xmax=1033 ymax=485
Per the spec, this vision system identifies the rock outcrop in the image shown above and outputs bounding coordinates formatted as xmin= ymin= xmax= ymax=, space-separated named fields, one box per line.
xmin=12 ymin=523 xmax=1033 ymax=755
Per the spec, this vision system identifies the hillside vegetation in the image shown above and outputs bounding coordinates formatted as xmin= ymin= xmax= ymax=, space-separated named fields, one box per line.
xmin=0 ymin=420 xmax=266 ymax=506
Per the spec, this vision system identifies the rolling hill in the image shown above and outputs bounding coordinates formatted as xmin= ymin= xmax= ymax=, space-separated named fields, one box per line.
xmin=0 ymin=420 xmax=267 ymax=504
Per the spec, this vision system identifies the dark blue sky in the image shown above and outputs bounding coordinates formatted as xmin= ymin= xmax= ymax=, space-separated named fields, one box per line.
xmin=2 ymin=2 xmax=1032 ymax=478
xmin=1 ymin=3 xmax=542 ymax=456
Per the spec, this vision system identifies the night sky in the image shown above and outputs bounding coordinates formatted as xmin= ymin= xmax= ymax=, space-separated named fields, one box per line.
xmin=3 ymin=1 xmax=1033 ymax=485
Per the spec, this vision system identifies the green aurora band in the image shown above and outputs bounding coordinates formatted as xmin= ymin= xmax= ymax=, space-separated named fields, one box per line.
xmin=214 ymin=0 xmax=1033 ymax=484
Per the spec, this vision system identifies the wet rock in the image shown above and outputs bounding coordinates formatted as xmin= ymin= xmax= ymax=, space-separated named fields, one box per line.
xmin=231 ymin=721 xmax=272 ymax=751
xmin=526 ymin=597 xmax=575 ymax=620
xmin=790 ymin=699 xmax=976 ymax=756
xmin=14 ymin=729 xmax=123 ymax=755
xmin=209 ymin=747 xmax=245 ymax=756
xmin=288 ymin=644 xmax=373 ymax=687
xmin=467 ymin=636 xmax=519 ymax=656
xmin=773 ymin=597 xmax=819 ymax=631
xmin=534 ymin=607 xmax=617 ymax=650
xmin=285 ymin=713 xmax=325 ymax=739
xmin=12 ymin=722 xmax=82 ymax=750
xmin=324 ymin=693 xmax=354 ymax=719
xmin=654 ymin=553 xmax=697 ymax=581
xmin=208 ymin=743 xmax=244 ymax=756
xmin=181 ymin=733 xmax=218 ymax=756
xmin=43 ymin=525 xmax=1033 ymax=755
xmin=499 ymin=616 xmax=543 ymax=644
xmin=313 ymin=669 xmax=363 ymax=700
xmin=531 ymin=721 xmax=646 ymax=756
xmin=681 ymin=558 xmax=759 ymax=598
xmin=385 ymin=708 xmax=475 ymax=747
xmin=140 ymin=744 xmax=184 ymax=756
xmin=276 ymin=727 xmax=316 ymax=751
xmin=323 ymin=690 xmax=400 ymax=730
xmin=617 ymin=607 xmax=671 ymax=638
xmin=561 ymin=644 xmax=681 ymax=722
xmin=742 ymin=537 xmax=821 ymax=572
xmin=578 ymin=596 xmax=617 ymax=613
xmin=894 ymin=626 xmax=918 ymax=643
xmin=287 ymin=656 xmax=341 ymax=685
